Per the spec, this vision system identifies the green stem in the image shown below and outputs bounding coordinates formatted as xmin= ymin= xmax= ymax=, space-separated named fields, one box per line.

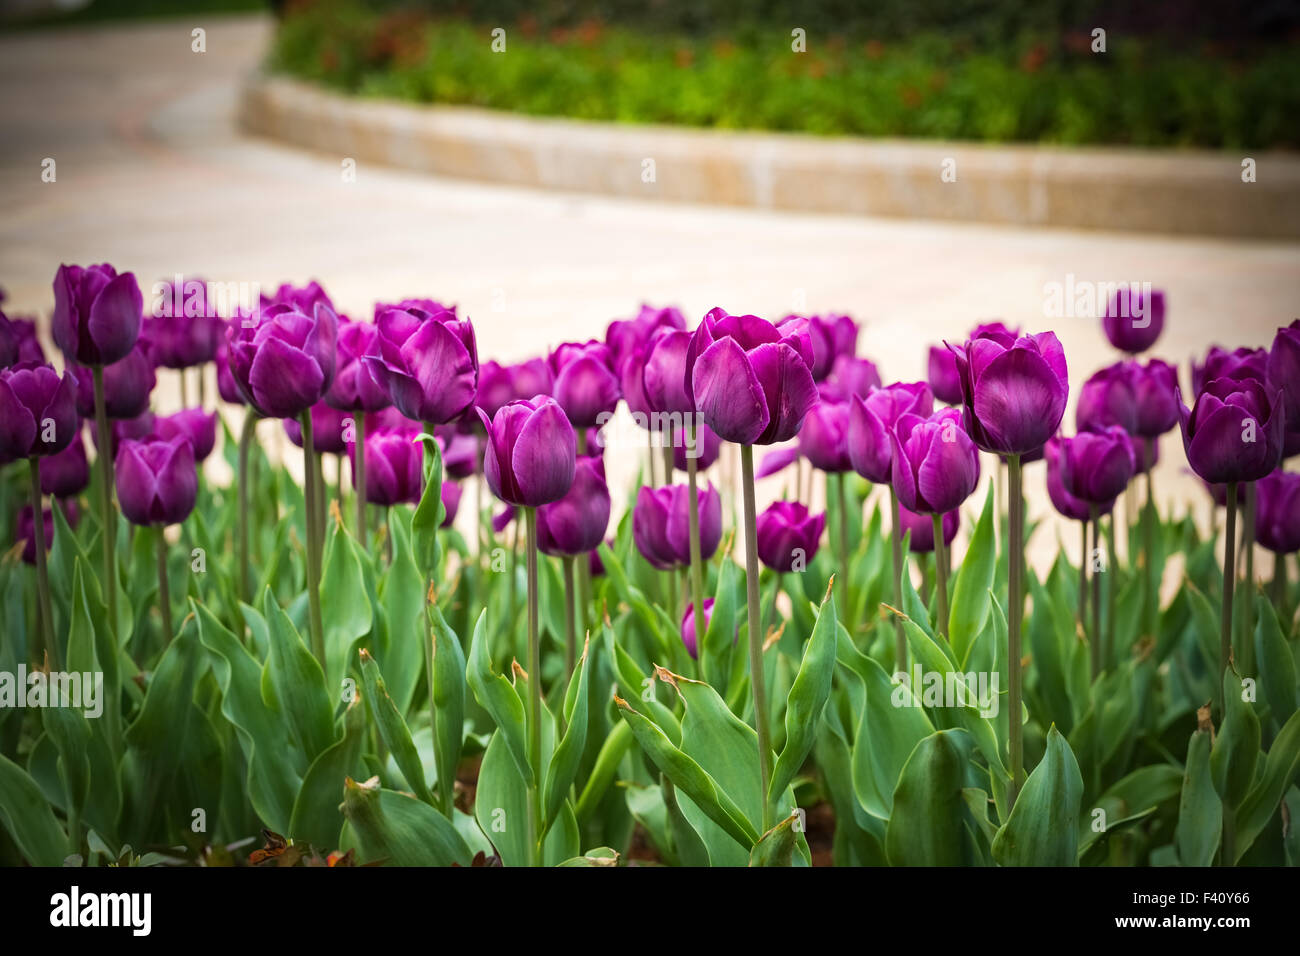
xmin=300 ymin=411 xmax=326 ymax=665
xmin=931 ymin=513 xmax=949 ymax=640
xmin=523 ymin=506 xmax=544 ymax=866
xmin=27 ymin=460 xmax=58 ymax=668
xmin=354 ymin=413 xmax=367 ymax=549
xmin=155 ymin=523 xmax=173 ymax=643
xmin=1242 ymin=481 xmax=1256 ymax=675
xmin=645 ymin=430 xmax=656 ymax=486
xmin=1007 ymin=453 xmax=1024 ymax=805
xmin=661 ymin=440 xmax=674 ymax=485
xmin=1079 ymin=519 xmax=1088 ymax=635
xmin=888 ymin=487 xmax=906 ymax=669
xmin=740 ymin=445 xmax=774 ymax=831
xmin=237 ymin=413 xmax=257 ymax=607
xmin=563 ymin=554 xmax=577 ymax=677
xmin=1219 ymin=482 xmax=1238 ymax=715
xmin=92 ymin=366 xmax=118 ymax=637
xmin=197 ymin=366 xmax=206 ymax=408
xmin=1272 ymin=554 xmax=1286 ymax=609
xmin=835 ymin=472 xmax=849 ymax=621
xmin=685 ymin=423 xmax=708 ymax=663
xmin=1142 ymin=456 xmax=1156 ymax=637
xmin=1090 ymin=506 xmax=1101 ymax=679
xmin=1106 ymin=512 xmax=1118 ymax=670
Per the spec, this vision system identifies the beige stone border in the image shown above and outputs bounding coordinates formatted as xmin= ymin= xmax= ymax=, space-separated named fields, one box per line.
xmin=240 ymin=75 xmax=1300 ymax=239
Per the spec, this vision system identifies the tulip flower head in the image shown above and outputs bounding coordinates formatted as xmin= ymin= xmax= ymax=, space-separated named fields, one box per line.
xmin=847 ymin=381 xmax=934 ymax=484
xmin=896 ymin=503 xmax=958 ymax=553
xmin=756 ymin=500 xmax=826 ymax=573
xmin=327 ymin=319 xmax=391 ymax=413
xmin=1076 ymin=362 xmax=1139 ymax=435
xmin=155 ymin=408 xmax=218 ymax=462
xmin=687 ymin=309 xmax=819 ymax=446
xmin=548 ymin=340 xmax=621 ymax=430
xmin=1057 ymin=426 xmax=1138 ymax=508
xmin=1255 ymin=470 xmax=1300 ymax=554
xmin=356 ymin=427 xmax=424 ymax=506
xmin=284 ymin=401 xmax=351 ymax=455
xmin=478 ymin=396 xmax=576 ymax=507
xmin=1131 ymin=358 xmax=1180 ymax=438
xmin=228 ymin=301 xmax=339 ymax=419
xmin=17 ymin=500 xmax=78 ymax=565
xmin=780 ymin=313 xmax=859 ymax=381
xmin=114 ymin=434 xmax=198 ymax=527
xmin=1177 ymin=377 xmax=1286 ymax=484
xmin=890 ymin=407 xmax=981 ymax=515
xmin=1267 ymin=321 xmax=1300 ymax=457
xmin=365 ymin=306 xmax=478 ymax=426
xmin=949 ymin=331 xmax=1069 ymax=456
xmin=0 ymin=362 xmax=79 ymax=460
xmin=71 ymin=336 xmax=156 ymax=421
xmin=52 ymin=263 xmax=143 ymax=367
xmin=537 ymin=456 xmax=611 ymax=557
xmin=1102 ymin=287 xmax=1164 ymax=354
xmin=800 ymin=397 xmax=852 ymax=473
xmin=40 ymin=427 xmax=90 ymax=497
xmin=632 ymin=482 xmax=722 ymax=570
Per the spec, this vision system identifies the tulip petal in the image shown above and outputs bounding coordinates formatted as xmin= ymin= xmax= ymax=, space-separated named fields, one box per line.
xmin=972 ymin=347 xmax=1066 ymax=455
xmin=749 ymin=342 xmax=819 ymax=445
xmin=87 ymin=271 xmax=143 ymax=366
xmin=248 ymin=336 xmax=325 ymax=419
xmin=512 ymin=400 xmax=576 ymax=506
xmin=693 ymin=337 xmax=769 ymax=445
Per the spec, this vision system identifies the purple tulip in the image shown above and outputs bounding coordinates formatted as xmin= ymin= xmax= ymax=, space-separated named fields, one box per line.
xmin=548 ymin=341 xmax=621 ymax=430
xmin=1076 ymin=362 xmax=1138 ymax=435
xmin=155 ymin=408 xmax=218 ymax=462
xmin=890 ymin=407 xmax=981 ymax=515
xmin=632 ymin=482 xmax=722 ymax=570
xmin=1267 ymin=321 xmax=1300 ymax=457
xmin=145 ymin=280 xmax=223 ymax=368
xmin=110 ymin=411 xmax=157 ymax=457
xmin=1044 ymin=437 xmax=1095 ymax=521
xmin=40 ymin=428 xmax=89 ymax=497
xmin=372 ymin=297 xmax=454 ymax=321
xmin=1 ymin=310 xmax=45 ymax=367
xmin=800 ymin=398 xmax=852 ymax=473
xmin=1178 ymin=377 xmax=1286 ymax=484
xmin=437 ymin=428 xmax=479 ymax=480
xmin=927 ymin=346 xmax=963 ymax=405
xmin=1192 ymin=346 xmax=1267 ymax=396
xmin=756 ymin=500 xmax=826 ymax=573
xmin=969 ymin=321 xmax=1020 ymax=347
xmin=1102 ymin=287 xmax=1164 ymax=354
xmin=822 ymin=354 xmax=883 ymax=403
xmin=266 ymin=280 xmax=336 ymax=317
xmin=950 ymin=331 xmax=1069 ymax=456
xmin=606 ymin=304 xmax=686 ymax=373
xmin=476 ymin=358 xmax=553 ymax=419
xmin=17 ymin=500 xmax=78 ymax=565
xmin=284 ymin=401 xmax=351 ymax=455
xmin=1255 ymin=470 xmax=1300 ymax=554
xmin=537 ymin=456 xmax=611 ymax=557
xmin=356 ymin=427 xmax=423 ymax=506
xmin=687 ymin=309 xmax=818 ymax=446
xmin=71 ymin=337 xmax=155 ymax=421
xmin=673 ymin=422 xmax=721 ymax=472
xmin=228 ymin=301 xmax=339 ymax=419
xmin=847 ymin=381 xmax=934 ymax=484
xmin=215 ymin=339 xmax=244 ymax=406
xmin=642 ymin=328 xmax=694 ymax=417
xmin=364 ymin=306 xmax=478 ymax=426
xmin=52 ymin=263 xmax=143 ymax=366
xmin=478 ymin=396 xmax=576 ymax=507
xmin=780 ymin=313 xmax=859 ymax=381
xmin=1130 ymin=358 xmax=1180 ymax=438
xmin=897 ymin=503 xmax=958 ymax=553
xmin=114 ymin=434 xmax=197 ymax=526
xmin=0 ymin=363 xmax=78 ymax=459
xmin=681 ymin=598 xmax=715 ymax=659
xmin=327 ymin=319 xmax=390 ymax=413
xmin=441 ymin=481 xmax=462 ymax=528
xmin=1057 ymin=426 xmax=1138 ymax=507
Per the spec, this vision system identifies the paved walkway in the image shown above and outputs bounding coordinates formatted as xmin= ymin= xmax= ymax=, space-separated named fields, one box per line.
xmin=1 ymin=15 xmax=1296 ymax=567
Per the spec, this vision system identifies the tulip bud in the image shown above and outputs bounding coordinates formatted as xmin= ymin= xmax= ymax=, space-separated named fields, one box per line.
xmin=478 ymin=396 xmax=576 ymax=507
xmin=364 ymin=306 xmax=477 ymax=425
xmin=756 ymin=501 xmax=825 ymax=573
xmin=0 ymin=362 xmax=79 ymax=460
xmin=228 ymin=301 xmax=339 ymax=419
xmin=1255 ymin=470 xmax=1300 ymax=554
xmin=890 ymin=407 xmax=981 ymax=515
xmin=632 ymin=482 xmax=722 ymax=570
xmin=52 ymin=263 xmax=143 ymax=367
xmin=537 ymin=456 xmax=611 ymax=557
xmin=1178 ymin=378 xmax=1286 ymax=484
xmin=949 ymin=331 xmax=1069 ymax=456
xmin=114 ymin=435 xmax=198 ymax=527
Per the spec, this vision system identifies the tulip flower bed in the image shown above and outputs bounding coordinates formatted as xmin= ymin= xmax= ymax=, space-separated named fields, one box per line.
xmin=1 ymin=270 xmax=1298 ymax=868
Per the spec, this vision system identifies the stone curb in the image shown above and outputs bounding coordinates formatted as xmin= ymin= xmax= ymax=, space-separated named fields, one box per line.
xmin=240 ymin=75 xmax=1300 ymax=239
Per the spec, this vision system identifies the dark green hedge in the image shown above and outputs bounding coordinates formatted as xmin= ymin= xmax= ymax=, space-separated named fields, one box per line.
xmin=271 ymin=1 xmax=1300 ymax=148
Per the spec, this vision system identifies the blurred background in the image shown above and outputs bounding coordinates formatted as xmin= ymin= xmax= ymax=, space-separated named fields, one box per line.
xmin=1 ymin=0 xmax=1297 ymax=569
